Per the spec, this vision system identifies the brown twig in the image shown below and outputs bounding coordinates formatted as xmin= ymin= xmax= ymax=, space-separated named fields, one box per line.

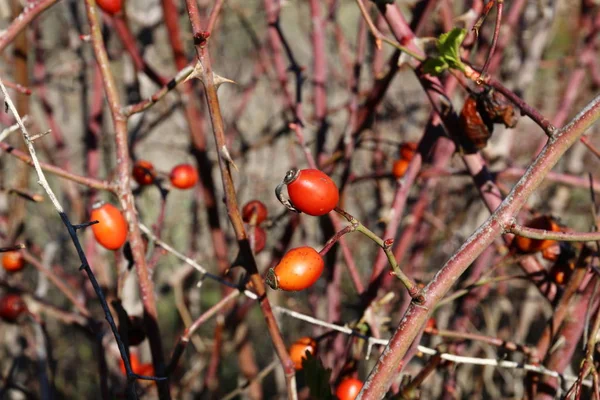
xmin=83 ymin=1 xmax=170 ymax=397
xmin=183 ymin=1 xmax=298 ymax=397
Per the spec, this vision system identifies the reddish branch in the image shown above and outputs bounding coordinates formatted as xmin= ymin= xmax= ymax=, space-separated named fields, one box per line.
xmin=0 ymin=0 xmax=59 ymax=53
xmin=0 ymin=141 xmax=115 ymax=191
xmin=183 ymin=1 xmax=297 ymax=398
xmin=83 ymin=2 xmax=170 ymax=398
xmin=360 ymin=90 xmax=600 ymax=397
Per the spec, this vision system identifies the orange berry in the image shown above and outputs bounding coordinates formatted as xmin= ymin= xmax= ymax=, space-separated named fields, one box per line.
xmin=266 ymin=246 xmax=324 ymax=291
xmin=289 ymin=337 xmax=317 ymax=370
xmin=2 ymin=251 xmax=24 ymax=272
xmin=392 ymin=159 xmax=410 ymax=179
xmin=90 ymin=202 xmax=128 ymax=250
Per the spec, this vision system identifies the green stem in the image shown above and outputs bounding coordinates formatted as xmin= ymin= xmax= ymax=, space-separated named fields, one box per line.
xmin=334 ymin=207 xmax=421 ymax=300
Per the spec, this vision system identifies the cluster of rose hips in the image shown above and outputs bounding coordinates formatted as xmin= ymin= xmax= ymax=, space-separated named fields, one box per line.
xmin=86 ymin=161 xmax=199 ymax=251
xmin=512 ymin=215 xmax=576 ymax=285
xmin=1 ymin=251 xmax=28 ymax=321
xmin=266 ymin=168 xmax=339 ymax=291
xmin=392 ymin=142 xmax=418 ymax=179
xmin=133 ymin=160 xmax=198 ymax=190
xmin=268 ymin=169 xmax=365 ymax=395
xmin=241 ymin=200 xmax=268 ymax=254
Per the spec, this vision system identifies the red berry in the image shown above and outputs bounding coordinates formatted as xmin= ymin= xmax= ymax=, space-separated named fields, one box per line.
xmin=289 ymin=337 xmax=317 ymax=370
xmin=169 ymin=164 xmax=198 ymax=190
xmin=242 ymin=200 xmax=268 ymax=224
xmin=399 ymin=142 xmax=418 ymax=161
xmin=266 ymin=246 xmax=324 ymax=291
xmin=132 ymin=160 xmax=155 ymax=186
xmin=285 ymin=169 xmax=339 ymax=216
xmin=2 ymin=250 xmax=24 ymax=272
xmin=90 ymin=202 xmax=128 ymax=250
xmin=97 ymin=0 xmax=122 ymax=14
xmin=250 ymin=226 xmax=266 ymax=254
xmin=0 ymin=294 xmax=27 ymax=322
xmin=336 ymin=378 xmax=363 ymax=400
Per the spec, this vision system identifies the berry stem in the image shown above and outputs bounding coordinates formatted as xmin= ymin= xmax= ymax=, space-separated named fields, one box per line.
xmin=319 ymin=225 xmax=356 ymax=257
xmin=334 ymin=207 xmax=421 ymax=299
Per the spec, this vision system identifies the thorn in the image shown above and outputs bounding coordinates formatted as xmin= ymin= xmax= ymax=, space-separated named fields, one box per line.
xmin=220 ymin=145 xmax=238 ymax=172
xmin=374 ymin=38 xmax=382 ymax=50
xmin=74 ymin=220 xmax=99 ymax=231
xmin=184 ymin=61 xmax=204 ymax=83
xmin=183 ymin=60 xmax=236 ymax=89
xmin=213 ymin=73 xmax=236 ymax=89
xmin=29 ymin=129 xmax=51 ymax=142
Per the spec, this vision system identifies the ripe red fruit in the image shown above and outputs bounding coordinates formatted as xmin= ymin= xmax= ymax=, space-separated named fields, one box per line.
xmin=399 ymin=142 xmax=418 ymax=161
xmin=2 ymin=251 xmax=24 ymax=272
xmin=90 ymin=202 xmax=128 ymax=250
xmin=289 ymin=337 xmax=317 ymax=370
xmin=284 ymin=169 xmax=339 ymax=216
xmin=250 ymin=226 xmax=266 ymax=254
xmin=266 ymin=246 xmax=324 ymax=291
xmin=97 ymin=0 xmax=122 ymax=14
xmin=242 ymin=200 xmax=268 ymax=224
xmin=514 ymin=216 xmax=560 ymax=254
xmin=336 ymin=378 xmax=363 ymax=400
xmin=169 ymin=164 xmax=198 ymax=189
xmin=132 ymin=160 xmax=155 ymax=186
xmin=392 ymin=159 xmax=410 ymax=179
xmin=541 ymin=242 xmax=561 ymax=262
xmin=0 ymin=294 xmax=27 ymax=322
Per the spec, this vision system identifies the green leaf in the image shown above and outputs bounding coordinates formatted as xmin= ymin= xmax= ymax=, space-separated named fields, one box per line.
xmin=422 ymin=28 xmax=467 ymax=76
xmin=436 ymin=28 xmax=467 ymax=71
xmin=302 ymin=352 xmax=334 ymax=400
xmin=422 ymin=58 xmax=449 ymax=75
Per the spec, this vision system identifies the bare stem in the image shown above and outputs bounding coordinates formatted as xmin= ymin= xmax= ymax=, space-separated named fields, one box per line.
xmin=507 ymin=223 xmax=600 ymax=242
xmin=334 ymin=207 xmax=420 ymax=299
